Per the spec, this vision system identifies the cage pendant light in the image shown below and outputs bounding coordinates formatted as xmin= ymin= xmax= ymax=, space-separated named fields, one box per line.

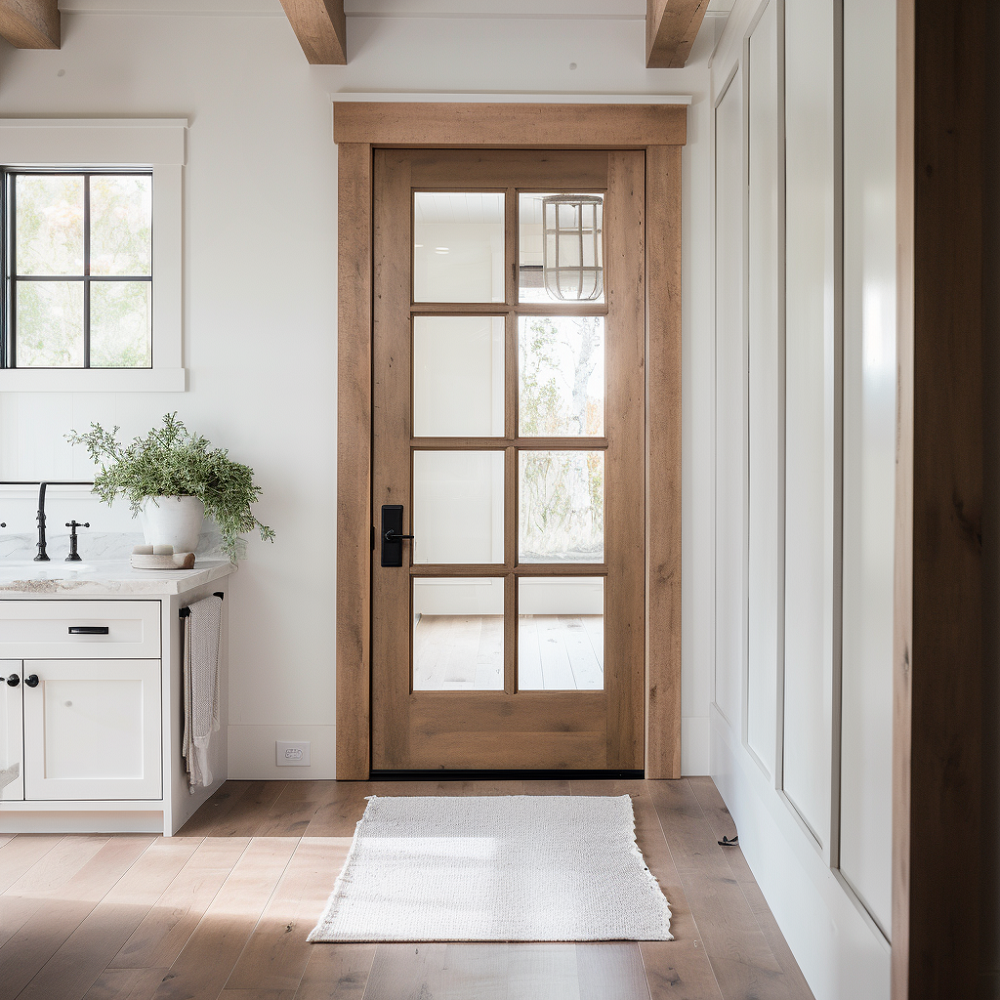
xmin=541 ymin=195 xmax=604 ymax=301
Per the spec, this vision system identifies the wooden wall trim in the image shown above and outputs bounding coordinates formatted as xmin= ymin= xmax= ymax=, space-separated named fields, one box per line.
xmin=333 ymin=103 xmax=687 ymax=149
xmin=645 ymin=144 xmax=683 ymax=779
xmin=892 ymin=0 xmax=986 ymax=995
xmin=336 ymin=106 xmax=686 ymax=780
xmin=0 ymin=0 xmax=59 ymax=48
xmin=336 ymin=142 xmax=373 ymax=780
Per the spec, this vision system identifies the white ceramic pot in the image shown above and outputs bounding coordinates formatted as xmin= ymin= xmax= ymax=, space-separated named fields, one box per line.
xmin=141 ymin=495 xmax=205 ymax=553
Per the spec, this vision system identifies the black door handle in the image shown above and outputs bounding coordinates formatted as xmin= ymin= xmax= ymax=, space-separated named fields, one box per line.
xmin=5 ymin=674 xmax=19 ymax=687
xmin=24 ymin=675 xmax=39 ymax=688
xmin=68 ymin=626 xmax=109 ymax=635
xmin=381 ymin=505 xmax=414 ymax=567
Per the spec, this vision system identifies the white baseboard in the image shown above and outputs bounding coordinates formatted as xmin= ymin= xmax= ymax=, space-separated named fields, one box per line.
xmin=681 ymin=715 xmax=710 ymax=774
xmin=228 ymin=724 xmax=336 ymax=779
xmin=710 ymin=706 xmax=890 ymax=1000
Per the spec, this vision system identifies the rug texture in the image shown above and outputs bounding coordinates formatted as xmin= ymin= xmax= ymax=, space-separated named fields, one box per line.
xmin=307 ymin=794 xmax=672 ymax=942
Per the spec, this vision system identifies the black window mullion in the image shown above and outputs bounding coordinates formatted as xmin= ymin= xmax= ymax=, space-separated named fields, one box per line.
xmin=7 ymin=172 xmax=15 ymax=369
xmin=83 ymin=174 xmax=91 ymax=368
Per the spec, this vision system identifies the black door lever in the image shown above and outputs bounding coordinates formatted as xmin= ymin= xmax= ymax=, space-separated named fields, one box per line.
xmin=381 ymin=505 xmax=414 ymax=567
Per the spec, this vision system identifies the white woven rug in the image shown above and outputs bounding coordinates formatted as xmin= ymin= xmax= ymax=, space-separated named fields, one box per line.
xmin=308 ymin=794 xmax=672 ymax=942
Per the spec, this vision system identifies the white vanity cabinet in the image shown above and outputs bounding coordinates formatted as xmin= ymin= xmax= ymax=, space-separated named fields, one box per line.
xmin=0 ymin=561 xmax=234 ymax=835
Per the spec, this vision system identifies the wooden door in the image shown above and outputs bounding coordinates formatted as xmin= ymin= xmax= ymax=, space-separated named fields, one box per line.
xmin=371 ymin=148 xmax=645 ymax=772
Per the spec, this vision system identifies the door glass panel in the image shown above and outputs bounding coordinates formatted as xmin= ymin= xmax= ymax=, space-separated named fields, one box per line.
xmin=413 ymin=192 xmax=505 ymax=303
xmin=519 ymin=316 xmax=604 ymax=436
xmin=518 ymin=577 xmax=604 ymax=690
xmin=519 ymin=450 xmax=604 ymax=563
xmin=413 ymin=577 xmax=504 ymax=690
xmin=42 ymin=679 xmax=144 ymax=779
xmin=413 ymin=450 xmax=505 ymax=564
xmin=519 ymin=192 xmax=604 ymax=303
xmin=414 ymin=316 xmax=504 ymax=437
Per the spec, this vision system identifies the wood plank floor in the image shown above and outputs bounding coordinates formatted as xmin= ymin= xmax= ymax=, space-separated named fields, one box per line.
xmin=0 ymin=778 xmax=814 ymax=1000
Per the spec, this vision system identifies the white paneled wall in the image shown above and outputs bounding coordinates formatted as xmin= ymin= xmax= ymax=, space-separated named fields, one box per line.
xmin=711 ymin=0 xmax=894 ymax=996
xmin=839 ymin=0 xmax=896 ymax=935
xmin=713 ymin=67 xmax=745 ymax=736
xmin=745 ymin=0 xmax=781 ymax=778
xmin=782 ymin=0 xmax=837 ymax=849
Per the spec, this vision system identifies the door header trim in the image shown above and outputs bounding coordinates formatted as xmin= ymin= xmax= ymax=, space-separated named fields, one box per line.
xmin=333 ymin=102 xmax=687 ymax=147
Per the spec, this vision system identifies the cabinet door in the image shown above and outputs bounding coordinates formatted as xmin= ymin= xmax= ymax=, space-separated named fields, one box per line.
xmin=23 ymin=659 xmax=161 ymax=800
xmin=0 ymin=659 xmax=23 ymax=801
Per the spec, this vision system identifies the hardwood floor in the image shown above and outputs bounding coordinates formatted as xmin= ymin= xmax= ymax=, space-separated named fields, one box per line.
xmin=0 ymin=777 xmax=814 ymax=1000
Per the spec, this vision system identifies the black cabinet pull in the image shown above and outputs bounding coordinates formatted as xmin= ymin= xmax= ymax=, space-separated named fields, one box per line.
xmin=68 ymin=626 xmax=110 ymax=635
xmin=5 ymin=674 xmax=19 ymax=687
xmin=24 ymin=675 xmax=39 ymax=688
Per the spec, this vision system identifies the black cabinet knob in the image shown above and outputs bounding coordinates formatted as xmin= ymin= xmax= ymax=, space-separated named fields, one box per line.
xmin=24 ymin=674 xmax=39 ymax=688
xmin=5 ymin=674 xmax=19 ymax=687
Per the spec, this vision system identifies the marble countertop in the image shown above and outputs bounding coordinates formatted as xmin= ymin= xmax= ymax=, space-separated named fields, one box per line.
xmin=0 ymin=558 xmax=236 ymax=596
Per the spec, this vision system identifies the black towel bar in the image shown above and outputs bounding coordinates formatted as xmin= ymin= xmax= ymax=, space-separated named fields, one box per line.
xmin=179 ymin=592 xmax=225 ymax=618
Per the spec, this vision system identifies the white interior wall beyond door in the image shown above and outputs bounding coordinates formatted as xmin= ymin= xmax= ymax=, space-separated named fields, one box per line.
xmin=745 ymin=0 xmax=782 ymax=778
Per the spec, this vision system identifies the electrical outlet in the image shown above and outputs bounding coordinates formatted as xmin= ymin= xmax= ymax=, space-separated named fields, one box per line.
xmin=276 ymin=740 xmax=311 ymax=766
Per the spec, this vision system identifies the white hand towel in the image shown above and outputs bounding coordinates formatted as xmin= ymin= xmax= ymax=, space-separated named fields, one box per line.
xmin=182 ymin=594 xmax=223 ymax=791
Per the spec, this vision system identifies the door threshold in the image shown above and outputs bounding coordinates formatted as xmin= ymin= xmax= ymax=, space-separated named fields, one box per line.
xmin=369 ymin=769 xmax=645 ymax=781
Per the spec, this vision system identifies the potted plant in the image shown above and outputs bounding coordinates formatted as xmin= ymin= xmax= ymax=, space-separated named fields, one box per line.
xmin=67 ymin=412 xmax=275 ymax=562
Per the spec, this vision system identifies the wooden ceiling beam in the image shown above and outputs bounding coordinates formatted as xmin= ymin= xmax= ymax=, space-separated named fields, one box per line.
xmin=646 ymin=0 xmax=707 ymax=69
xmin=278 ymin=0 xmax=346 ymax=65
xmin=0 ymin=0 xmax=60 ymax=49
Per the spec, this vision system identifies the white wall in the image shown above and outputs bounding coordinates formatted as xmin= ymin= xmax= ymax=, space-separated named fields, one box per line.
xmin=711 ymin=0 xmax=895 ymax=996
xmin=0 ymin=0 xmax=717 ymax=776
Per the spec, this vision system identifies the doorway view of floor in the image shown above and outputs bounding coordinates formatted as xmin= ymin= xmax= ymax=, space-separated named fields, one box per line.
xmin=413 ymin=614 xmax=604 ymax=690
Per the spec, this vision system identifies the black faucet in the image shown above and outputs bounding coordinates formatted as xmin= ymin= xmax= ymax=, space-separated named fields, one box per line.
xmin=0 ymin=482 xmax=94 ymax=561
xmin=35 ymin=482 xmax=49 ymax=561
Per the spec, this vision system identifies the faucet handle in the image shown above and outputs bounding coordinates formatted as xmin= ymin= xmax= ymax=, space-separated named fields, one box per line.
xmin=65 ymin=521 xmax=90 ymax=563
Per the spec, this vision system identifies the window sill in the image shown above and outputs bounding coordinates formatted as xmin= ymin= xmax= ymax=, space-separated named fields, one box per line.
xmin=0 ymin=368 xmax=187 ymax=393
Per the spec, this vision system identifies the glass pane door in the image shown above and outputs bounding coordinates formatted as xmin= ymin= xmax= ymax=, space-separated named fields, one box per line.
xmin=371 ymin=148 xmax=645 ymax=771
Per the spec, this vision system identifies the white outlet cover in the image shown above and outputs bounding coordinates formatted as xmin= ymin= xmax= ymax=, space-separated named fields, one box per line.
xmin=276 ymin=740 xmax=311 ymax=766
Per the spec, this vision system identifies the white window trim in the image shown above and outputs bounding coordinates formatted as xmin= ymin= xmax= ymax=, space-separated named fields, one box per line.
xmin=0 ymin=118 xmax=187 ymax=392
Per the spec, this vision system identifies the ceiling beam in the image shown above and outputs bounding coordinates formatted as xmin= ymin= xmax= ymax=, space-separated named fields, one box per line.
xmin=0 ymin=0 xmax=60 ymax=49
xmin=646 ymin=0 xmax=707 ymax=68
xmin=278 ymin=0 xmax=346 ymax=65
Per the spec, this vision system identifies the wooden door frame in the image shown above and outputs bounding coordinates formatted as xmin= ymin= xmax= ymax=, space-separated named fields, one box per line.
xmin=892 ymin=2 xmax=988 ymax=996
xmin=335 ymin=102 xmax=687 ymax=780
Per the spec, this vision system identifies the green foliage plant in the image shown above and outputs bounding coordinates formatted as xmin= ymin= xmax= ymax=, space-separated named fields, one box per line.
xmin=66 ymin=412 xmax=275 ymax=562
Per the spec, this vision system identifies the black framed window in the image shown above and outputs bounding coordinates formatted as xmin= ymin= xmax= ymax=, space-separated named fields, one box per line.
xmin=1 ymin=169 xmax=153 ymax=369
